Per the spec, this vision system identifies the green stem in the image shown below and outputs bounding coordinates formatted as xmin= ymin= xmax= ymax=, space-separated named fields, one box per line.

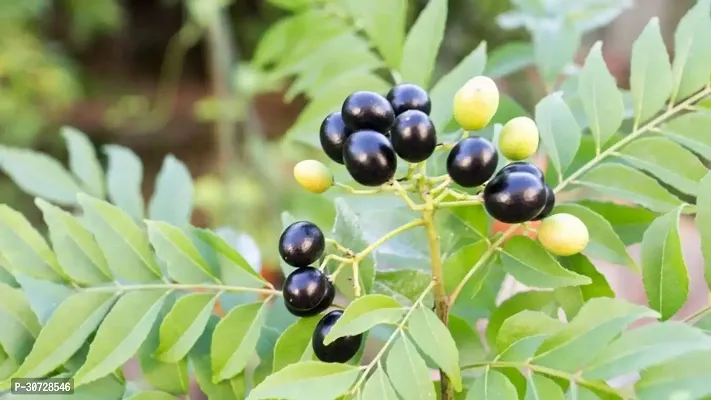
xmin=354 ymin=219 xmax=425 ymax=262
xmin=683 ymin=302 xmax=711 ymax=323
xmin=84 ymin=283 xmax=281 ymax=296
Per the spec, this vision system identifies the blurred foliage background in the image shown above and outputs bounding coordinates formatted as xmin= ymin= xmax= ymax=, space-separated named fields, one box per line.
xmin=0 ymin=0 xmax=698 ymax=275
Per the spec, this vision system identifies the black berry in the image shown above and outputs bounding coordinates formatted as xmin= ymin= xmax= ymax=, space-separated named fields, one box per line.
xmin=446 ymin=137 xmax=498 ymax=187
xmin=483 ymin=171 xmax=547 ymax=223
xmin=343 ymin=130 xmax=397 ymax=187
xmin=283 ymin=267 xmax=333 ymax=317
xmin=319 ymin=112 xmax=352 ymax=164
xmin=312 ymin=310 xmax=363 ymax=363
xmin=278 ymin=221 xmax=325 ymax=268
xmin=386 ymin=83 xmax=431 ymax=116
xmin=532 ymin=184 xmax=555 ymax=221
xmin=341 ymin=91 xmax=395 ymax=132
xmin=497 ymin=161 xmax=545 ymax=182
xmin=390 ymin=110 xmax=437 ymax=163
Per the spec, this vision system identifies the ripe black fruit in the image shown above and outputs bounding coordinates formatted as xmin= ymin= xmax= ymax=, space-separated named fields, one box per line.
xmin=283 ymin=267 xmax=333 ymax=317
xmin=390 ymin=110 xmax=437 ymax=163
xmin=446 ymin=137 xmax=498 ymax=187
xmin=386 ymin=83 xmax=431 ymax=116
xmin=343 ymin=130 xmax=397 ymax=186
xmin=320 ymin=112 xmax=352 ymax=164
xmin=312 ymin=310 xmax=363 ymax=363
xmin=498 ymin=161 xmax=545 ymax=182
xmin=532 ymin=184 xmax=555 ymax=221
xmin=341 ymin=91 xmax=395 ymax=132
xmin=279 ymin=221 xmax=325 ymax=268
xmin=483 ymin=171 xmax=547 ymax=223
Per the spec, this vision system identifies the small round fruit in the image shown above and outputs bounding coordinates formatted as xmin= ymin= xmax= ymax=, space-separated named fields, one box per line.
xmin=283 ymin=267 xmax=331 ymax=317
xmin=390 ymin=110 xmax=437 ymax=163
xmin=446 ymin=136 xmax=499 ymax=187
xmin=279 ymin=221 xmax=325 ymax=267
xmin=320 ymin=112 xmax=352 ymax=164
xmin=498 ymin=116 xmax=540 ymax=161
xmin=532 ymin=184 xmax=555 ymax=221
xmin=293 ymin=160 xmax=333 ymax=194
xmin=341 ymin=91 xmax=395 ymax=132
xmin=537 ymin=213 xmax=589 ymax=256
xmin=497 ymin=161 xmax=545 ymax=182
xmin=312 ymin=310 xmax=363 ymax=363
xmin=483 ymin=171 xmax=547 ymax=223
xmin=343 ymin=130 xmax=397 ymax=186
xmin=452 ymin=76 xmax=499 ymax=131
xmin=386 ymin=83 xmax=431 ymax=115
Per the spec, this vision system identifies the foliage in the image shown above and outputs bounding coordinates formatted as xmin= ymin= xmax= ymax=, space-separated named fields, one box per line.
xmin=0 ymin=0 xmax=710 ymax=399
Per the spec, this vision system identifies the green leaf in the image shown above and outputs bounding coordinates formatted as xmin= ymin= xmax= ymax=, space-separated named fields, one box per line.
xmin=429 ymin=42 xmax=487 ymax=130
xmin=191 ymin=228 xmax=267 ymax=288
xmin=662 ymin=111 xmax=711 ymax=160
xmin=630 ymin=18 xmax=673 ymax=125
xmin=103 ymin=144 xmax=145 ymax=220
xmin=146 ymin=221 xmax=216 ymax=284
xmin=618 ymin=136 xmax=708 ymax=196
xmin=155 ymin=292 xmax=218 ymax=362
xmin=484 ymin=41 xmax=534 ymax=79
xmin=500 ymin=236 xmax=592 ymax=289
xmin=148 ymin=155 xmax=194 ymax=228
xmin=641 ymin=206 xmax=689 ymax=320
xmin=0 ymin=146 xmax=82 ymax=206
xmin=698 ymin=173 xmax=711 ymax=291
xmin=0 ymin=205 xmax=64 ymax=282
xmin=11 ymin=291 xmax=116 ymax=378
xmin=399 ymin=0 xmax=447 ymax=88
xmin=535 ymin=92 xmax=582 ymax=177
xmin=408 ymin=306 xmax=462 ymax=391
xmin=361 ymin=367 xmax=399 ymax=400
xmin=444 ymin=241 xmax=492 ymax=295
xmin=386 ymin=335 xmax=436 ymax=400
xmin=670 ymin=0 xmax=711 ymax=102
xmin=577 ymin=163 xmax=684 ymax=213
xmin=191 ymin=317 xmax=242 ymax=399
xmin=272 ymin=316 xmax=321 ymax=373
xmin=531 ymin=21 xmax=581 ymax=88
xmin=448 ymin=315 xmax=486 ymax=366
xmin=373 ymin=270 xmax=433 ymax=305
xmin=526 ymin=375 xmax=565 ymax=400
xmin=212 ymin=302 xmax=267 ymax=382
xmin=583 ymin=321 xmax=711 ymax=381
xmin=36 ymin=198 xmax=113 ymax=285
xmin=0 ymin=283 xmax=41 ymax=363
xmin=486 ymin=291 xmax=556 ymax=352
xmin=0 ymin=261 xmax=17 ymax=287
xmin=466 ymin=369 xmax=518 ymax=400
xmin=74 ymin=289 xmax=170 ymax=386
xmin=324 ymin=294 xmax=403 ymax=345
xmin=13 ymin=274 xmax=73 ymax=325
xmin=554 ymin=255 xmax=615 ymax=320
xmin=496 ymin=311 xmax=564 ymax=362
xmin=552 ymin=204 xmax=635 ymax=270
xmin=579 ymin=200 xmax=656 ymax=245
xmin=61 ymin=126 xmax=105 ymax=198
xmin=578 ymin=41 xmax=624 ymax=151
xmin=344 ymin=0 xmax=406 ymax=68
xmin=78 ymin=194 xmax=162 ymax=282
xmin=635 ymin=351 xmax=711 ymax=400
xmin=247 ymin=361 xmax=360 ymax=400
xmin=124 ymin=391 xmax=180 ymax=400
xmin=532 ymin=298 xmax=658 ymax=372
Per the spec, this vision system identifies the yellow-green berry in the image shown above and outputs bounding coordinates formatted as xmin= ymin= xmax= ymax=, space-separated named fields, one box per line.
xmin=537 ymin=213 xmax=589 ymax=256
xmin=498 ymin=116 xmax=540 ymax=161
xmin=293 ymin=160 xmax=333 ymax=194
xmin=452 ymin=76 xmax=500 ymax=131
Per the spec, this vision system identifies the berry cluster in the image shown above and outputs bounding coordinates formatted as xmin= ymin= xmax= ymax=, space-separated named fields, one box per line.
xmin=278 ymin=221 xmax=362 ymax=363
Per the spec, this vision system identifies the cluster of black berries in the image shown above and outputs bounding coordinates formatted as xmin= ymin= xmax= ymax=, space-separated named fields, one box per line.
xmin=279 ymin=221 xmax=362 ymax=363
xmin=320 ymin=84 xmax=435 ymax=186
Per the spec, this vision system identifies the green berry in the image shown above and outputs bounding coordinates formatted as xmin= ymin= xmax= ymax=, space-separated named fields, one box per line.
xmin=498 ymin=116 xmax=540 ymax=161
xmin=294 ymin=160 xmax=333 ymax=194
xmin=537 ymin=213 xmax=589 ymax=256
xmin=452 ymin=76 xmax=499 ymax=131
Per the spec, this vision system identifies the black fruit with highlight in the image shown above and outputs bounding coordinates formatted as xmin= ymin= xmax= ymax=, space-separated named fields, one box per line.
xmin=390 ymin=110 xmax=437 ymax=163
xmin=283 ymin=267 xmax=333 ymax=317
xmin=343 ymin=130 xmax=397 ymax=186
xmin=446 ymin=136 xmax=499 ymax=187
xmin=279 ymin=221 xmax=325 ymax=268
xmin=320 ymin=112 xmax=352 ymax=164
xmin=341 ymin=91 xmax=395 ymax=132
xmin=497 ymin=161 xmax=545 ymax=182
xmin=483 ymin=171 xmax=547 ymax=223
xmin=386 ymin=83 xmax=432 ymax=115
xmin=312 ymin=310 xmax=363 ymax=363
xmin=532 ymin=184 xmax=555 ymax=221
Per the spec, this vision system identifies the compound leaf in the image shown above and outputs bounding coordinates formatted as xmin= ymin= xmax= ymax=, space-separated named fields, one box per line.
xmin=324 ymin=294 xmax=403 ymax=345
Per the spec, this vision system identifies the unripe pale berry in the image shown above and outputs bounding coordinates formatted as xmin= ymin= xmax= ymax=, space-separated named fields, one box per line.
xmin=452 ymin=76 xmax=499 ymax=131
xmin=293 ymin=160 xmax=333 ymax=194
xmin=537 ymin=213 xmax=589 ymax=256
xmin=498 ymin=116 xmax=540 ymax=161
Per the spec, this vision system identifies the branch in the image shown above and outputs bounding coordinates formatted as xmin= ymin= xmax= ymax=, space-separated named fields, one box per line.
xmin=353 ymin=219 xmax=425 ymax=262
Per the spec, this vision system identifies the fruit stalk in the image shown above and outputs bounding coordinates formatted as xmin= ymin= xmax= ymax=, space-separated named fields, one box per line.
xmin=422 ymin=206 xmax=453 ymax=400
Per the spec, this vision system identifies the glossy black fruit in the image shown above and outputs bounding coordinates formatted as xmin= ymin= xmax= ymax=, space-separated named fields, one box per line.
xmin=312 ymin=310 xmax=363 ymax=363
xmin=283 ymin=267 xmax=333 ymax=317
xmin=532 ymin=184 xmax=555 ymax=221
xmin=483 ymin=171 xmax=547 ymax=223
xmin=343 ymin=130 xmax=397 ymax=186
xmin=497 ymin=161 xmax=545 ymax=182
xmin=341 ymin=91 xmax=395 ymax=132
xmin=446 ymin=137 xmax=498 ymax=187
xmin=386 ymin=83 xmax=431 ymax=116
xmin=390 ymin=110 xmax=437 ymax=163
xmin=279 ymin=221 xmax=325 ymax=267
xmin=320 ymin=112 xmax=352 ymax=164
